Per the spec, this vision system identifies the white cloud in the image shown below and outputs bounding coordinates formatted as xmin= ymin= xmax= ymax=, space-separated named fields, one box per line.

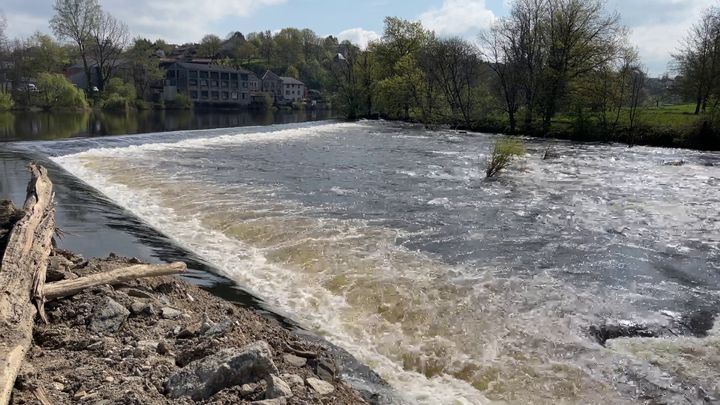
xmin=609 ymin=0 xmax=716 ymax=75
xmin=337 ymin=28 xmax=380 ymax=49
xmin=419 ymin=0 xmax=496 ymax=36
xmin=101 ymin=0 xmax=287 ymax=43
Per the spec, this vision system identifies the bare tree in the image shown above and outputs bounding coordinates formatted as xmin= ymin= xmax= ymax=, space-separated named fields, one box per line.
xmin=425 ymin=37 xmax=481 ymax=128
xmin=50 ymin=0 xmax=101 ymax=91
xmin=90 ymin=11 xmax=128 ymax=91
xmin=672 ymin=6 xmax=720 ymax=114
xmin=480 ymin=22 xmax=522 ymax=132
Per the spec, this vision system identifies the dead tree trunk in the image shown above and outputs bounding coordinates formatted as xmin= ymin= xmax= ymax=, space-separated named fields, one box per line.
xmin=44 ymin=262 xmax=187 ymax=300
xmin=0 ymin=163 xmax=55 ymax=405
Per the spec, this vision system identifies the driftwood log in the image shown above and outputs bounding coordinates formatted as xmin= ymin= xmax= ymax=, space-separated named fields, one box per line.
xmin=44 ymin=262 xmax=187 ymax=300
xmin=0 ymin=164 xmax=187 ymax=405
xmin=0 ymin=164 xmax=55 ymax=405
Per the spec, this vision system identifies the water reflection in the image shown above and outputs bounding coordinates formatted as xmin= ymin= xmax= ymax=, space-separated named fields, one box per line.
xmin=0 ymin=109 xmax=332 ymax=141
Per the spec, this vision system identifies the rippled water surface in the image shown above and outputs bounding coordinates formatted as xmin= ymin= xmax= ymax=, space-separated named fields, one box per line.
xmin=38 ymin=121 xmax=720 ymax=403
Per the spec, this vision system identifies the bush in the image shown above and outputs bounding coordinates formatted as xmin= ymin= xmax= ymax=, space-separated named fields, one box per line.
xmin=291 ymin=101 xmax=305 ymax=110
xmin=0 ymin=91 xmax=14 ymax=111
xmin=100 ymin=78 xmax=137 ymax=112
xmin=172 ymin=93 xmax=193 ymax=110
xmin=259 ymin=93 xmax=274 ymax=110
xmin=100 ymin=94 xmax=131 ymax=112
xmin=485 ymin=138 xmax=525 ymax=178
xmin=104 ymin=78 xmax=136 ymax=100
xmin=37 ymin=73 xmax=88 ymax=110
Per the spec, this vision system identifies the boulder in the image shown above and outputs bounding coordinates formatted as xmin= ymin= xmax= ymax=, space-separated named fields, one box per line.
xmin=165 ymin=340 xmax=278 ymax=400
xmin=306 ymin=377 xmax=335 ymax=396
xmin=88 ymin=297 xmax=130 ymax=333
xmin=283 ymin=354 xmax=307 ymax=368
xmin=265 ymin=374 xmax=292 ymax=399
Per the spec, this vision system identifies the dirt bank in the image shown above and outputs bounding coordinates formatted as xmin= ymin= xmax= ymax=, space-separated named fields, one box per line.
xmin=10 ymin=250 xmax=368 ymax=405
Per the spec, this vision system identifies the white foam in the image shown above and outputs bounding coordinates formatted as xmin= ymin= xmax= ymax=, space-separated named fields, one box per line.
xmin=52 ymin=132 xmax=494 ymax=404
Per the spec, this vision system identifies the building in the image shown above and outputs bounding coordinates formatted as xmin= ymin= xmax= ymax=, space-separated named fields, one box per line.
xmin=261 ymin=70 xmax=305 ymax=104
xmin=162 ymin=62 xmax=253 ymax=106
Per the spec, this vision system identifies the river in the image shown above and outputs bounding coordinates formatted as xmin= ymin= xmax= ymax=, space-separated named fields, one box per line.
xmin=3 ymin=120 xmax=720 ymax=404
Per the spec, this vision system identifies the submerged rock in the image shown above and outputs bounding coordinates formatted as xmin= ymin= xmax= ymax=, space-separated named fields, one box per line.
xmin=165 ymin=340 xmax=278 ymax=400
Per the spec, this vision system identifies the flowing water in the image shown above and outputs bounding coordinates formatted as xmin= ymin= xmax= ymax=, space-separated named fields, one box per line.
xmin=32 ymin=120 xmax=720 ymax=403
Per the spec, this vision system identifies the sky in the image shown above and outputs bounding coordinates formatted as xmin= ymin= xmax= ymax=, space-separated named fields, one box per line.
xmin=1 ymin=0 xmax=717 ymax=76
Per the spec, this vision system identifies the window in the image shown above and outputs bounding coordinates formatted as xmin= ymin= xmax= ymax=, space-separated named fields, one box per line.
xmin=167 ymin=70 xmax=176 ymax=78
xmin=190 ymin=70 xmax=198 ymax=78
xmin=286 ymin=90 xmax=290 ymax=95
xmin=221 ymin=81 xmax=228 ymax=88
xmin=199 ymin=71 xmax=208 ymax=79
xmin=221 ymin=91 xmax=229 ymax=100
xmin=240 ymin=74 xmax=248 ymax=81
xmin=231 ymin=81 xmax=238 ymax=89
xmin=231 ymin=73 xmax=239 ymax=80
xmin=200 ymin=79 xmax=208 ymax=87
xmin=242 ymin=93 xmax=246 ymax=99
xmin=211 ymin=80 xmax=218 ymax=87
xmin=201 ymin=91 xmax=209 ymax=99
xmin=190 ymin=91 xmax=198 ymax=99
xmin=221 ymin=72 xmax=229 ymax=80
xmin=189 ymin=79 xmax=197 ymax=87
xmin=211 ymin=91 xmax=219 ymax=100
xmin=231 ymin=92 xmax=238 ymax=100
xmin=242 ymin=82 xmax=247 ymax=88
xmin=210 ymin=72 xmax=219 ymax=79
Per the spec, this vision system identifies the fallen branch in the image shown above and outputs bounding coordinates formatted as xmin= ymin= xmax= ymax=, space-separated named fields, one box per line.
xmin=44 ymin=262 xmax=187 ymax=300
xmin=0 ymin=163 xmax=55 ymax=405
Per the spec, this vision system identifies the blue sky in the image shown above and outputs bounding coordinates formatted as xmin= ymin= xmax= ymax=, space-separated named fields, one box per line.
xmin=2 ymin=0 xmax=716 ymax=75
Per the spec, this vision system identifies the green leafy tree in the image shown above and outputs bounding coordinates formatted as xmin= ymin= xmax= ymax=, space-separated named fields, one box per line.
xmin=0 ymin=91 xmax=14 ymax=111
xmin=28 ymin=32 xmax=70 ymax=73
xmin=37 ymin=72 xmax=88 ymax=109
xmin=126 ymin=37 xmax=164 ymax=100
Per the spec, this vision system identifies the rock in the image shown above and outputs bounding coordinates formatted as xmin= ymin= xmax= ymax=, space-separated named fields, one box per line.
xmin=52 ymin=382 xmax=65 ymax=391
xmin=73 ymin=390 xmax=88 ymax=400
xmin=124 ymin=288 xmax=155 ymax=299
xmin=104 ymin=376 xmax=114 ymax=383
xmin=314 ymin=358 xmax=336 ymax=382
xmin=161 ymin=307 xmax=183 ymax=319
xmin=265 ymin=374 xmax=293 ymax=399
xmin=177 ymin=323 xmax=202 ymax=339
xmin=283 ymin=354 xmax=307 ymax=368
xmin=88 ymin=297 xmax=130 ymax=333
xmin=251 ymin=399 xmax=287 ymax=405
xmin=157 ymin=341 xmax=170 ymax=355
xmin=165 ymin=340 xmax=279 ymax=400
xmin=136 ymin=340 xmax=158 ymax=352
xmin=240 ymin=383 xmax=258 ymax=396
xmin=129 ymin=301 xmax=156 ymax=316
xmin=204 ymin=321 xmax=232 ymax=337
xmin=306 ymin=377 xmax=335 ymax=396
xmin=281 ymin=374 xmax=304 ymax=388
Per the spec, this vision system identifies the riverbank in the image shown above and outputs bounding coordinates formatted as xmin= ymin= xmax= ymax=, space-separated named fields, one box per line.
xmin=10 ymin=249 xmax=368 ymax=405
xmin=366 ymin=103 xmax=720 ymax=151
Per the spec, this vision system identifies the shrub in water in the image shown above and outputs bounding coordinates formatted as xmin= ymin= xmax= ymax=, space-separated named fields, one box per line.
xmin=485 ymin=138 xmax=526 ymax=178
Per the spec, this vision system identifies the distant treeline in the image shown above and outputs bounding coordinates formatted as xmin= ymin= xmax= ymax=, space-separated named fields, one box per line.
xmin=331 ymin=0 xmax=720 ymax=150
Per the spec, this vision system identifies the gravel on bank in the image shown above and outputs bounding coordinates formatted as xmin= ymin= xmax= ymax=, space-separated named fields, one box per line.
xmin=10 ymin=250 xmax=368 ymax=405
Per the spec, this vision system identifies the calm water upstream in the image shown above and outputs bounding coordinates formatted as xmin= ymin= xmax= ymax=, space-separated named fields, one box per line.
xmin=5 ymin=120 xmax=720 ymax=403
